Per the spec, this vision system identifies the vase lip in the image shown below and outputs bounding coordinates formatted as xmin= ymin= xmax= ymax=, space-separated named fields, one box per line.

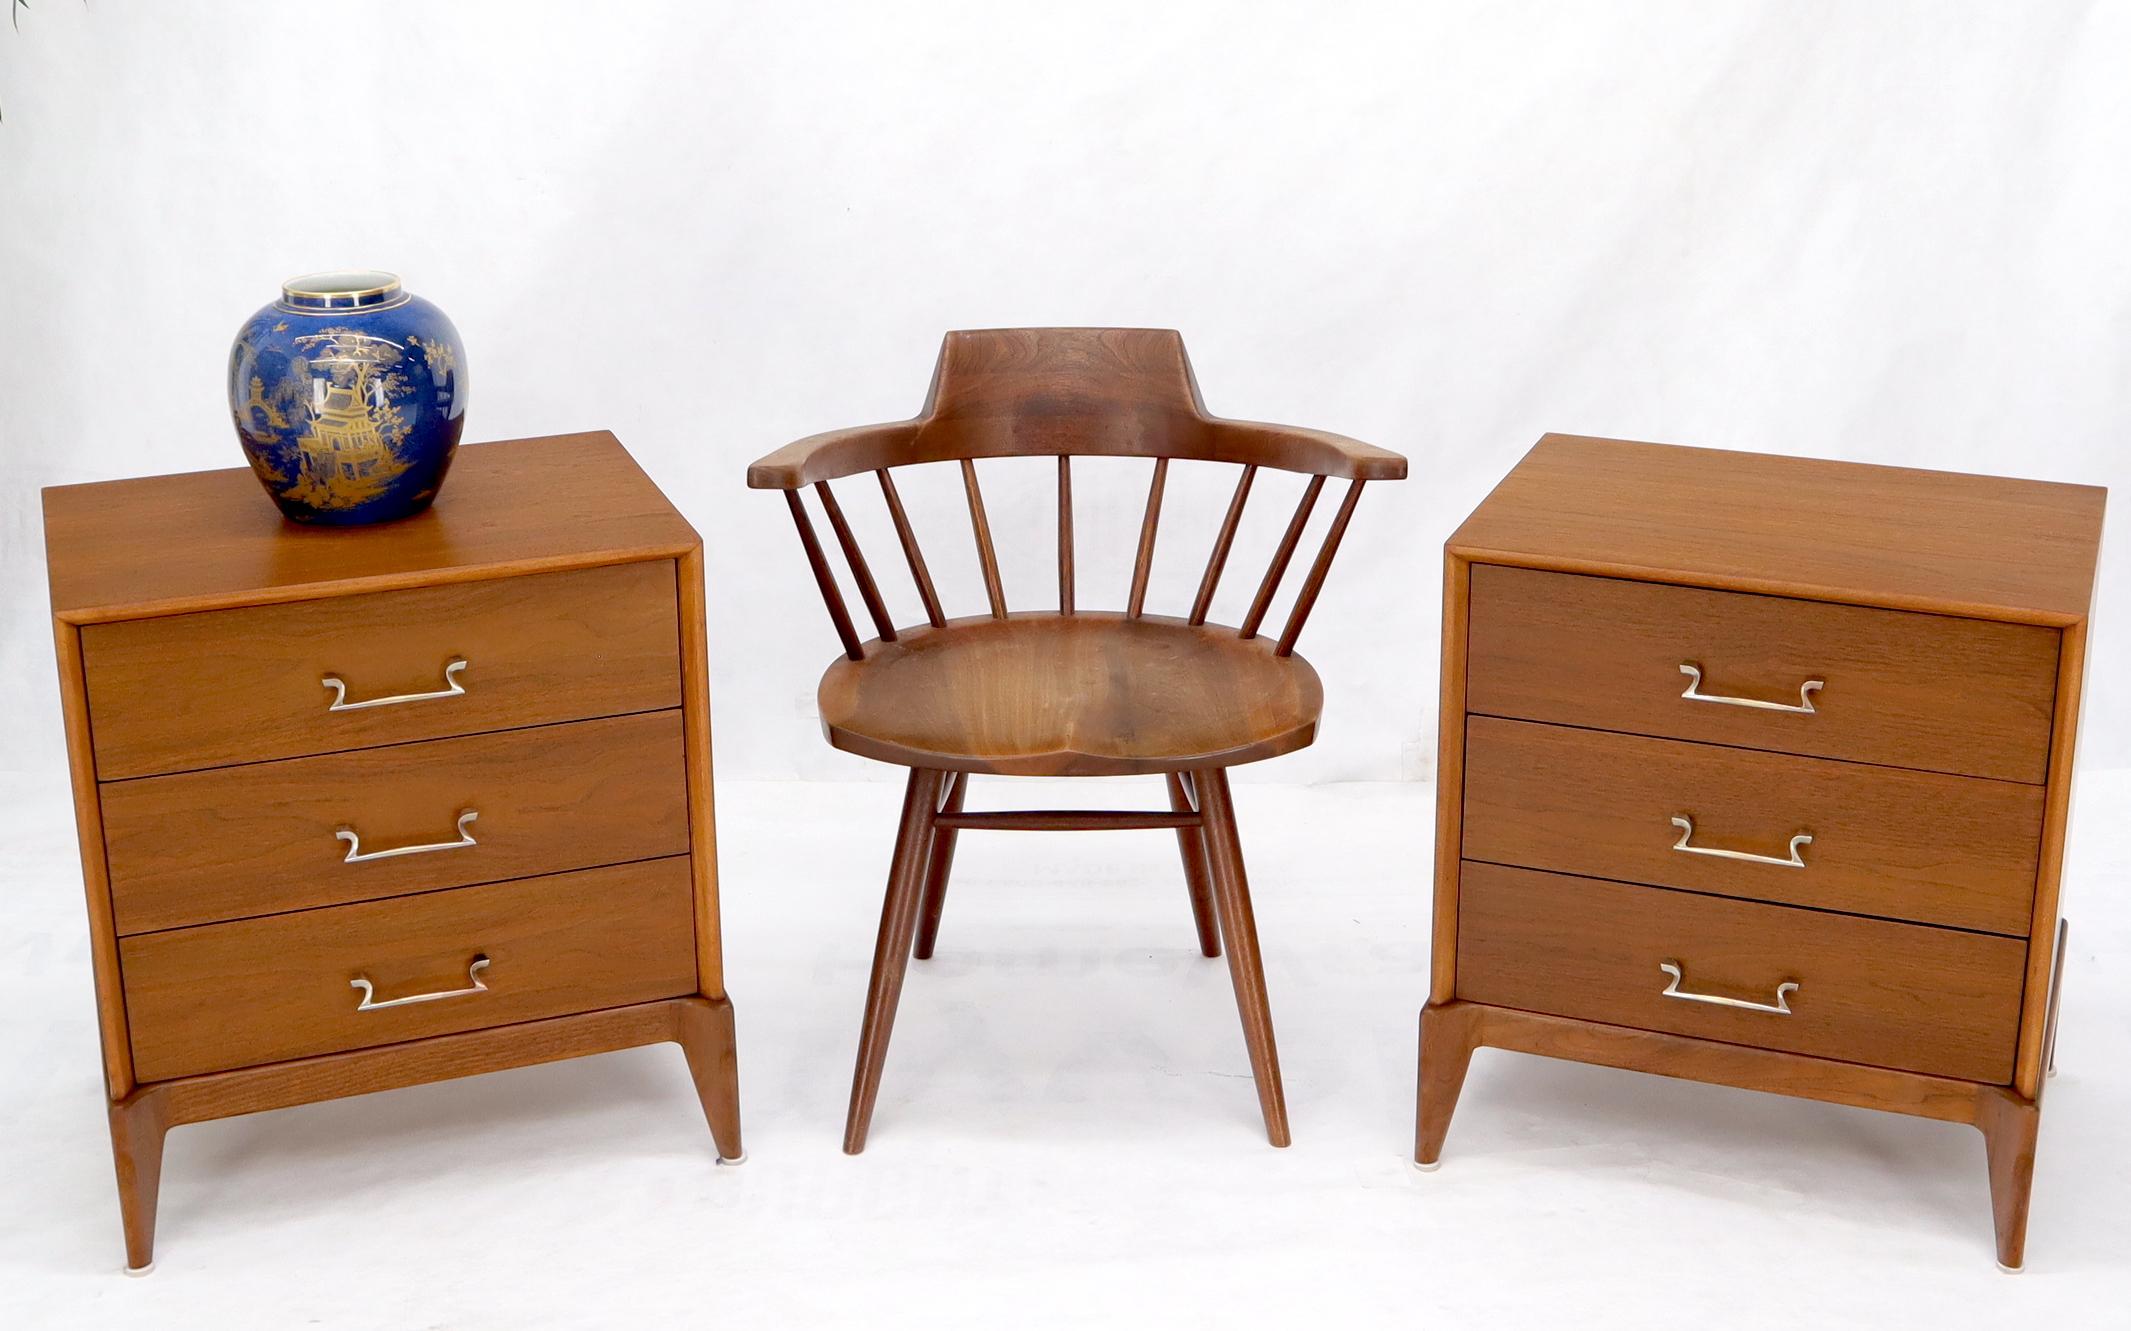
xmin=279 ymin=270 xmax=408 ymax=313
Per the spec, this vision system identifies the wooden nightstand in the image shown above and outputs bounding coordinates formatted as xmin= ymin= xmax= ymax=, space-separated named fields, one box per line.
xmin=1415 ymin=434 xmax=2104 ymax=1270
xmin=42 ymin=432 xmax=743 ymax=1272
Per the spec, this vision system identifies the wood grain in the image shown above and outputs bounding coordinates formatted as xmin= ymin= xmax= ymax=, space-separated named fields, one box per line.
xmin=750 ymin=329 xmax=1398 ymax=1156
xmin=1465 ymin=564 xmax=2060 ymax=784
xmin=1448 ymin=434 xmax=2105 ymax=624
xmin=877 ymin=468 xmax=946 ymax=628
xmin=1416 ymin=999 xmax=2043 ymax=1268
xmin=101 ymin=711 xmax=690 ymax=935
xmin=1460 ymin=716 xmax=2045 ymax=936
xmin=962 ymin=458 xmax=1008 ymax=619
xmin=121 ymin=857 xmax=698 ymax=1083
xmin=1429 ymin=554 xmax=1470 ymax=1004
xmin=53 ymin=621 xmax=135 ymax=1097
xmin=785 ymin=488 xmax=864 ymax=660
xmin=816 ymin=613 xmax=1323 ymax=776
xmin=2016 ymin=618 xmax=2087 ymax=1096
xmin=746 ymin=328 xmax=1406 ymax=487
xmin=912 ymin=771 xmax=967 ymax=961
xmin=107 ymin=1091 xmax=169 ymax=1271
xmin=108 ymin=993 xmax=745 ymax=1268
xmin=1126 ymin=457 xmax=1168 ymax=618
xmin=44 ymin=432 xmax=700 ymax=625
xmin=44 ymin=433 xmax=741 ymax=1270
xmin=1977 ymin=1085 xmax=2042 ymax=1270
xmin=1190 ymin=464 xmax=1257 ymax=626
xmin=130 ymin=995 xmax=733 ymax=1126
xmin=1422 ymin=435 xmax=2100 ymax=1268
xmin=1455 ymin=862 xmax=2028 ymax=1084
xmin=1196 ymin=768 xmax=1290 ymax=1146
xmin=844 ymin=768 xmax=947 ymax=1153
xmin=677 ymin=545 xmax=729 ymax=1002
xmin=81 ymin=560 xmax=682 ymax=780
xmin=1166 ymin=771 xmax=1222 ymax=958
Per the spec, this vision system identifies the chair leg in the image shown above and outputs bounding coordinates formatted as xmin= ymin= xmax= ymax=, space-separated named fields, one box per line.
xmin=1166 ymin=772 xmax=1222 ymax=958
xmin=913 ymin=772 xmax=966 ymax=960
xmin=1194 ymin=768 xmax=1290 ymax=1147
xmin=844 ymin=767 xmax=947 ymax=1154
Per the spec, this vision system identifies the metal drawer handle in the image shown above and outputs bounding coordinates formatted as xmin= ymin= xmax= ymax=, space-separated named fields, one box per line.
xmin=1669 ymin=815 xmax=1810 ymax=868
xmin=1678 ymin=662 xmax=1822 ymax=713
xmin=322 ymin=658 xmax=468 ymax=711
xmin=337 ymin=810 xmax=479 ymax=863
xmin=351 ymin=956 xmax=491 ymax=1011
xmin=1659 ymin=961 xmax=1798 ymax=1015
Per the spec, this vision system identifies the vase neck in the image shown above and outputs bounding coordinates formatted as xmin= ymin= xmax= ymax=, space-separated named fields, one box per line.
xmin=279 ymin=271 xmax=406 ymax=314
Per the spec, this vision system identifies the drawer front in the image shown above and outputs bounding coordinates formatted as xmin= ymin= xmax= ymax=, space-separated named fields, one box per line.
xmin=81 ymin=561 xmax=681 ymax=780
xmin=1461 ymin=716 xmax=2044 ymax=936
xmin=1464 ymin=565 xmax=2059 ymax=784
xmin=1455 ymin=862 xmax=2027 ymax=1083
xmin=102 ymin=710 xmax=690 ymax=934
xmin=120 ymin=857 xmax=697 ymax=1082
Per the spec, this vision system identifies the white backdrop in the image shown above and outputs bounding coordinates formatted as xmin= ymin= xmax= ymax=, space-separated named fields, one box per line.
xmin=4 ymin=5 xmax=2131 ymax=1324
xmin=2 ymin=0 xmax=2126 ymax=784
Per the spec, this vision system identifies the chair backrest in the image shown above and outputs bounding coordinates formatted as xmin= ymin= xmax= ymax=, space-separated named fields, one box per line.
xmin=749 ymin=327 xmax=1406 ymax=662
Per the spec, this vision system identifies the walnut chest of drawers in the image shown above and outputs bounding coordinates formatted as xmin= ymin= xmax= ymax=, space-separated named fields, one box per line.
xmin=42 ymin=431 xmax=743 ymax=1272
xmin=1414 ymin=434 xmax=2104 ymax=1270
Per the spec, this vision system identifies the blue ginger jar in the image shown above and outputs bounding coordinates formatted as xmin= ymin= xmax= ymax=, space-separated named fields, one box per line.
xmin=227 ymin=271 xmax=468 ymax=525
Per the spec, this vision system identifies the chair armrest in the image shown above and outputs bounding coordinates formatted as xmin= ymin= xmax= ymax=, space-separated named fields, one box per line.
xmin=1203 ymin=418 xmax=1409 ymax=481
xmin=746 ymin=422 xmax=923 ymax=490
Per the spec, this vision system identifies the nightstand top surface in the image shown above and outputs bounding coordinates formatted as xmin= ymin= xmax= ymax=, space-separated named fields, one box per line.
xmin=1449 ymin=434 xmax=2106 ymax=624
xmin=43 ymin=432 xmax=697 ymax=623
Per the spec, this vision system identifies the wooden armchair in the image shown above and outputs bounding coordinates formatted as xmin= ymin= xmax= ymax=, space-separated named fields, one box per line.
xmin=749 ymin=327 xmax=1406 ymax=1151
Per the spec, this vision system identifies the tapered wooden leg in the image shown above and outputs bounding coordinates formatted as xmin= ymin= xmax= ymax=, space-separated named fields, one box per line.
xmin=676 ymin=995 xmax=745 ymax=1164
xmin=1193 ymin=769 xmax=1289 ymax=1147
xmin=845 ymin=767 xmax=948 ymax=1154
xmin=108 ymin=1088 xmax=171 ymax=1274
xmin=1414 ymin=1000 xmax=1482 ymax=1168
xmin=1166 ymin=772 xmax=1222 ymax=958
xmin=1976 ymin=1089 xmax=2041 ymax=1271
xmin=913 ymin=772 xmax=966 ymax=960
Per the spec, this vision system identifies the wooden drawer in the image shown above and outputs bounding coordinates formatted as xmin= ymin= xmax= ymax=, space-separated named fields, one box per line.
xmin=101 ymin=711 xmax=690 ymax=934
xmin=1464 ymin=565 xmax=2059 ymax=783
xmin=120 ymin=857 xmax=697 ymax=1083
xmin=1461 ymin=716 xmax=2044 ymax=936
xmin=80 ymin=561 xmax=682 ymax=780
xmin=1455 ymin=862 xmax=2027 ymax=1083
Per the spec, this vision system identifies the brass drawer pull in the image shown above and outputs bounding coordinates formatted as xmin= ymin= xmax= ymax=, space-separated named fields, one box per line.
xmin=337 ymin=810 xmax=479 ymax=863
xmin=322 ymin=658 xmax=468 ymax=712
xmin=1659 ymin=961 xmax=1798 ymax=1015
xmin=1678 ymin=662 xmax=1822 ymax=714
xmin=1670 ymin=815 xmax=1810 ymax=868
xmin=351 ymin=956 xmax=491 ymax=1011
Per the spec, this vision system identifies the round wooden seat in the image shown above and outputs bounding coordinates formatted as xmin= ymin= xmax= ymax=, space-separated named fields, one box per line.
xmin=818 ymin=613 xmax=1324 ymax=776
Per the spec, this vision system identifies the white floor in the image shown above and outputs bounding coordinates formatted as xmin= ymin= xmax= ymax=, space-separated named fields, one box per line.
xmin=1 ymin=772 xmax=2126 ymax=1327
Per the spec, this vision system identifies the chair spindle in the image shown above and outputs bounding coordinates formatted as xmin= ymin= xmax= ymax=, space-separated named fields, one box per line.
xmin=815 ymin=480 xmax=896 ymax=643
xmin=876 ymin=469 xmax=946 ymax=629
xmin=1058 ymin=456 xmax=1075 ymax=615
xmin=1127 ymin=457 xmax=1169 ymax=619
xmin=784 ymin=489 xmax=864 ymax=660
xmin=961 ymin=459 xmax=1008 ymax=619
xmin=1190 ymin=464 xmax=1257 ymax=626
xmin=1238 ymin=474 xmax=1326 ymax=639
xmin=1275 ymin=480 xmax=1366 ymax=657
